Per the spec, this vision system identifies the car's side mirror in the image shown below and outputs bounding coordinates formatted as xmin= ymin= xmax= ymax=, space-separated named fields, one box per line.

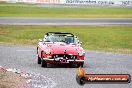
xmin=39 ymin=39 xmax=43 ymax=42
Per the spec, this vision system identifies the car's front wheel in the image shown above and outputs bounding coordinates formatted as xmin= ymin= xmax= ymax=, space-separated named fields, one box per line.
xmin=41 ymin=59 xmax=47 ymax=67
xmin=38 ymin=55 xmax=41 ymax=64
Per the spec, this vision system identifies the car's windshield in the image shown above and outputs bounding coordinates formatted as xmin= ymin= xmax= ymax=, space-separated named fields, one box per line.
xmin=46 ymin=34 xmax=75 ymax=43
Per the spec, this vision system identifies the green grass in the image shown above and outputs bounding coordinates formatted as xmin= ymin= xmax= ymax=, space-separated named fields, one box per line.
xmin=0 ymin=2 xmax=132 ymax=18
xmin=0 ymin=25 xmax=132 ymax=54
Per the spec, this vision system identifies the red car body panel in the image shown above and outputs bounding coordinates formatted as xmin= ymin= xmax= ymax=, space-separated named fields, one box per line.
xmin=37 ymin=32 xmax=85 ymax=66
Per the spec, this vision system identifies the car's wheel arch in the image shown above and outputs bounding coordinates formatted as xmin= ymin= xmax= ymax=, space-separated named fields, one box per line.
xmin=37 ymin=46 xmax=43 ymax=58
xmin=41 ymin=51 xmax=44 ymax=58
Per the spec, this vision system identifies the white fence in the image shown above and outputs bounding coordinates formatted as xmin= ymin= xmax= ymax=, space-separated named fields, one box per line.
xmin=1 ymin=0 xmax=132 ymax=6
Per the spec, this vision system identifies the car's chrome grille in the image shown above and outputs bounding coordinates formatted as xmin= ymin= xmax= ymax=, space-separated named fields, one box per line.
xmin=52 ymin=54 xmax=77 ymax=60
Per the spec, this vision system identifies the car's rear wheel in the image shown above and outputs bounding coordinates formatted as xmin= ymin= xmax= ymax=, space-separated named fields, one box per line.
xmin=38 ymin=55 xmax=41 ymax=64
xmin=41 ymin=59 xmax=47 ymax=67
xmin=77 ymin=62 xmax=84 ymax=67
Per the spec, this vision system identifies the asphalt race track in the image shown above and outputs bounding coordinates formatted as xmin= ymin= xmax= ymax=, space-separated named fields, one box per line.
xmin=0 ymin=17 xmax=132 ymax=25
xmin=0 ymin=44 xmax=132 ymax=88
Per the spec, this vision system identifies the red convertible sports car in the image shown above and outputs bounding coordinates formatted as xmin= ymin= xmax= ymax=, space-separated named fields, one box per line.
xmin=37 ymin=32 xmax=85 ymax=67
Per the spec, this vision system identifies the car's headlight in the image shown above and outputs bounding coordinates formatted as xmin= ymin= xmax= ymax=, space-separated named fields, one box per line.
xmin=44 ymin=49 xmax=51 ymax=54
xmin=78 ymin=51 xmax=84 ymax=56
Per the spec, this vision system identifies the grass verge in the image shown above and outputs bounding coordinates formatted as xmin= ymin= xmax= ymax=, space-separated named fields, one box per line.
xmin=0 ymin=2 xmax=132 ymax=18
xmin=0 ymin=25 xmax=132 ymax=54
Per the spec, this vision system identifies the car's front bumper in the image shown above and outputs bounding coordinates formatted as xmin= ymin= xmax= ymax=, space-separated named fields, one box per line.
xmin=42 ymin=58 xmax=84 ymax=64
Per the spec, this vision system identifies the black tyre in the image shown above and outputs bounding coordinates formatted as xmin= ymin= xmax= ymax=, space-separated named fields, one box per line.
xmin=77 ymin=62 xmax=84 ymax=68
xmin=38 ymin=55 xmax=41 ymax=64
xmin=41 ymin=59 xmax=47 ymax=67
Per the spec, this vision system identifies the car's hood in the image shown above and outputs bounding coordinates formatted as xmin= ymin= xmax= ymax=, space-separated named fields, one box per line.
xmin=45 ymin=42 xmax=83 ymax=55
